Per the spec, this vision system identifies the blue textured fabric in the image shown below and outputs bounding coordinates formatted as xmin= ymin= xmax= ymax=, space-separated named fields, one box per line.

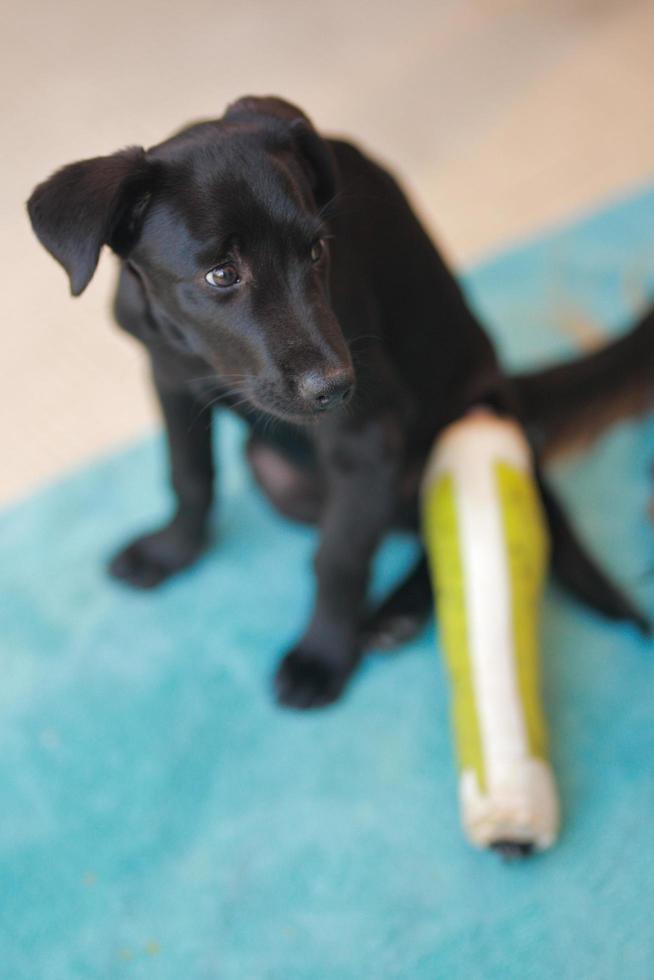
xmin=2 ymin=187 xmax=654 ymax=979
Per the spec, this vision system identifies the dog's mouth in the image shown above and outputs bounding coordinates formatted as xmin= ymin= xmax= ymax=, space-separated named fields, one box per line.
xmin=203 ymin=366 xmax=355 ymax=425
xmin=247 ymin=385 xmax=355 ymax=426
xmin=233 ymin=368 xmax=356 ymax=425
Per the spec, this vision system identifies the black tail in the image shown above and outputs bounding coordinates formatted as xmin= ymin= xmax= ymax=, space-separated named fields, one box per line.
xmin=514 ymin=305 xmax=654 ymax=459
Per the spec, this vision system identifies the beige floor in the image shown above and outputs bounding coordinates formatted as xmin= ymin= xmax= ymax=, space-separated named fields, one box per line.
xmin=3 ymin=0 xmax=654 ymax=505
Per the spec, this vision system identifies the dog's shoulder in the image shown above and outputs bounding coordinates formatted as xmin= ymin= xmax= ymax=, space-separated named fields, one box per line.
xmin=325 ymin=136 xmax=413 ymax=222
xmin=327 ymin=136 xmax=392 ymax=183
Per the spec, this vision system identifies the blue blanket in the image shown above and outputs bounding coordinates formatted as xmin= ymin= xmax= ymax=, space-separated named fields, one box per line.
xmin=2 ymin=187 xmax=654 ymax=979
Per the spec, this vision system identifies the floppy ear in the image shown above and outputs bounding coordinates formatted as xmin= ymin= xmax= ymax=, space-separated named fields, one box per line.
xmin=224 ymin=95 xmax=336 ymax=209
xmin=27 ymin=146 xmax=151 ymax=296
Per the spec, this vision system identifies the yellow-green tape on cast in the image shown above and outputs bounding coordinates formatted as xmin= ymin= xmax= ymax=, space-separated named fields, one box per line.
xmin=495 ymin=461 xmax=549 ymax=760
xmin=422 ymin=474 xmax=486 ymax=791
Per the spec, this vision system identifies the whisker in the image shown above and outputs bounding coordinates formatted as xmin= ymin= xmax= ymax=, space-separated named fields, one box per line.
xmin=189 ymin=372 xmax=249 ymax=386
xmin=189 ymin=384 xmax=250 ymax=429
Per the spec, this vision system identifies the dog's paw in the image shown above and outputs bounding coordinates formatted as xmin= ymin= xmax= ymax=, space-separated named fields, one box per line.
xmin=274 ymin=647 xmax=354 ymax=709
xmin=108 ymin=526 xmax=205 ymax=589
xmin=361 ymin=609 xmax=427 ymax=652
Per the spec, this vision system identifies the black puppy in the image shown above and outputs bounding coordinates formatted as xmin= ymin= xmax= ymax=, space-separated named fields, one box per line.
xmin=27 ymin=95 xmax=652 ymax=709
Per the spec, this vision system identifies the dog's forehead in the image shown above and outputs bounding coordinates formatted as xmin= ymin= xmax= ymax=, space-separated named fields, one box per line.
xmin=145 ymin=138 xmax=323 ymax=267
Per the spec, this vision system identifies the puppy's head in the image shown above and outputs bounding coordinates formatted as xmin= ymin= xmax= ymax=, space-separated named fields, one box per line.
xmin=27 ymin=96 xmax=355 ymax=422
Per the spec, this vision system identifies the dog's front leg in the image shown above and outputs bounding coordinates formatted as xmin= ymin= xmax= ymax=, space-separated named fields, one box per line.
xmin=109 ymin=373 xmax=215 ymax=589
xmin=275 ymin=415 xmax=402 ymax=708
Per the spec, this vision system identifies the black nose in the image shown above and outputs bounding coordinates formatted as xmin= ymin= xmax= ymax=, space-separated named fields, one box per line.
xmin=297 ymin=368 xmax=354 ymax=412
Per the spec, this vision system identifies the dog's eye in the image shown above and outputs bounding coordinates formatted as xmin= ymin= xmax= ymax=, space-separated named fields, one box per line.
xmin=310 ymin=239 xmax=325 ymax=264
xmin=205 ymin=263 xmax=240 ymax=288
